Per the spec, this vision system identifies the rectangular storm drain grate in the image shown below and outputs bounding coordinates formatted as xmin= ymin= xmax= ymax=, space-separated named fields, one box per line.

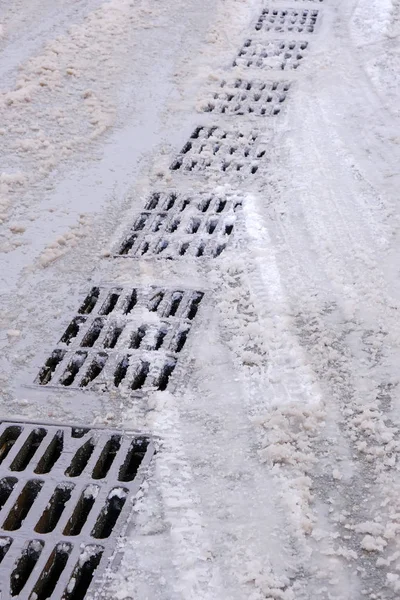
xmin=115 ymin=191 xmax=242 ymax=259
xmin=0 ymin=421 xmax=154 ymax=599
xmin=202 ymin=79 xmax=290 ymax=117
xmin=233 ymin=39 xmax=309 ymax=70
xmin=170 ymin=126 xmax=266 ymax=175
xmin=255 ymin=8 xmax=319 ymax=33
xmin=36 ymin=286 xmax=204 ymax=392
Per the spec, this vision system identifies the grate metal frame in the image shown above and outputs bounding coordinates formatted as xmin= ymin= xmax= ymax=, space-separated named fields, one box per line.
xmin=0 ymin=420 xmax=154 ymax=600
xmin=202 ymin=79 xmax=291 ymax=117
xmin=170 ymin=126 xmax=267 ymax=175
xmin=35 ymin=286 xmax=205 ymax=393
xmin=115 ymin=191 xmax=242 ymax=259
xmin=255 ymin=8 xmax=319 ymax=33
xmin=233 ymin=39 xmax=309 ymax=70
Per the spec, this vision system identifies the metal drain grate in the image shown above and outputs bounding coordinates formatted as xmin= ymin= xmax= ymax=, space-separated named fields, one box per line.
xmin=255 ymin=8 xmax=319 ymax=33
xmin=202 ymin=79 xmax=290 ymax=117
xmin=36 ymin=287 xmax=204 ymax=392
xmin=233 ymin=39 xmax=309 ymax=71
xmin=170 ymin=126 xmax=266 ymax=175
xmin=115 ymin=191 xmax=242 ymax=259
xmin=0 ymin=421 xmax=154 ymax=600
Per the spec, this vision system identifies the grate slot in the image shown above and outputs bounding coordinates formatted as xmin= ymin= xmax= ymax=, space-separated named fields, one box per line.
xmin=10 ymin=539 xmax=44 ymax=596
xmin=3 ymin=480 xmax=44 ymax=531
xmin=98 ymin=291 xmax=121 ymax=316
xmin=60 ymin=317 xmax=87 ymax=345
xmin=148 ymin=291 xmax=164 ymax=312
xmin=118 ymin=440 xmax=148 ymax=482
xmin=130 ymin=325 xmax=147 ymax=349
xmin=123 ymin=289 xmax=138 ymax=314
xmin=35 ymin=431 xmax=64 ymax=474
xmin=133 ymin=214 xmax=149 ymax=231
xmin=0 ymin=426 xmax=23 ymax=465
xmin=152 ymin=326 xmax=168 ymax=351
xmin=118 ymin=232 xmax=137 ymax=256
xmin=144 ymin=193 xmax=160 ymax=210
xmin=63 ymin=485 xmax=99 ymax=536
xmin=150 ymin=214 xmax=164 ymax=233
xmin=164 ymin=193 xmax=177 ymax=210
xmin=59 ymin=352 xmax=88 ymax=387
xmin=185 ymin=292 xmax=204 ymax=320
xmin=206 ymin=218 xmax=218 ymax=234
xmin=38 ymin=350 xmax=66 ymax=385
xmin=0 ymin=536 xmax=12 ymax=564
xmin=172 ymin=329 xmax=189 ymax=353
xmin=79 ymin=353 xmax=108 ymax=388
xmin=65 ymin=439 xmax=95 ymax=478
xmin=80 ymin=318 xmax=104 ymax=348
xmin=131 ymin=361 xmax=150 ymax=390
xmin=138 ymin=241 xmax=150 ymax=256
xmin=92 ymin=436 xmax=121 ymax=480
xmin=179 ymin=242 xmax=189 ymax=256
xmin=62 ymin=545 xmax=103 ymax=600
xmin=31 ymin=542 xmax=72 ymax=600
xmin=214 ymin=243 xmax=226 ymax=257
xmin=187 ymin=218 xmax=201 ymax=234
xmin=165 ymin=292 xmax=183 ymax=317
xmin=156 ymin=359 xmax=177 ymax=391
xmin=155 ymin=239 xmax=169 ymax=255
xmin=166 ymin=217 xmax=180 ymax=233
xmin=35 ymin=484 xmax=75 ymax=534
xmin=195 ymin=242 xmax=205 ymax=257
xmin=199 ymin=197 xmax=211 ymax=212
xmin=179 ymin=198 xmax=190 ymax=212
xmin=0 ymin=477 xmax=18 ymax=510
xmin=91 ymin=488 xmax=128 ymax=539
xmin=152 ymin=214 xmax=164 ymax=231
xmin=78 ymin=288 xmax=100 ymax=315
xmin=114 ymin=356 xmax=129 ymax=387
xmin=103 ymin=323 xmax=125 ymax=349
xmin=9 ymin=428 xmax=47 ymax=472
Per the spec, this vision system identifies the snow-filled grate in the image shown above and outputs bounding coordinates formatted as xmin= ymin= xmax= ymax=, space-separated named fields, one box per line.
xmin=115 ymin=191 xmax=242 ymax=259
xmin=170 ymin=126 xmax=266 ymax=175
xmin=36 ymin=286 xmax=204 ymax=392
xmin=202 ymin=79 xmax=290 ymax=117
xmin=233 ymin=39 xmax=309 ymax=70
xmin=255 ymin=8 xmax=319 ymax=33
xmin=0 ymin=420 xmax=154 ymax=600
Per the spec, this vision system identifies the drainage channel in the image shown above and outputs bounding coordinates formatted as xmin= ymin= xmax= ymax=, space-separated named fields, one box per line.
xmin=115 ymin=190 xmax=242 ymax=259
xmin=14 ymin=1 xmax=325 ymax=597
xmin=0 ymin=421 xmax=154 ymax=599
xmin=202 ymin=79 xmax=291 ymax=117
xmin=35 ymin=286 xmax=204 ymax=393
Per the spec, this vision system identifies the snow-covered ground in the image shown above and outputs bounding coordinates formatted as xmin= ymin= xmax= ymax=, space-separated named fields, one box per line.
xmin=1 ymin=0 xmax=400 ymax=597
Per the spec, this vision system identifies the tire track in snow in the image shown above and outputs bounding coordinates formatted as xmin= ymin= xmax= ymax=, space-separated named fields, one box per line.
xmin=147 ymin=391 xmax=225 ymax=600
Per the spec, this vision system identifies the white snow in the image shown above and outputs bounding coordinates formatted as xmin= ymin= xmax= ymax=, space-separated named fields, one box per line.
xmin=1 ymin=0 xmax=400 ymax=598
